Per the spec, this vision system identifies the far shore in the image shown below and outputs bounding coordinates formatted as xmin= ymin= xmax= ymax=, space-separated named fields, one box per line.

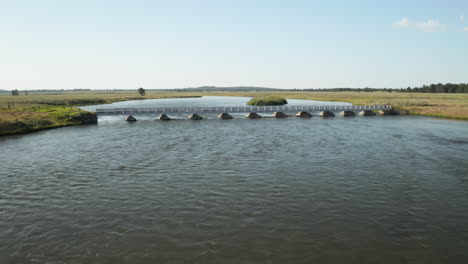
xmin=1 ymin=91 xmax=467 ymax=137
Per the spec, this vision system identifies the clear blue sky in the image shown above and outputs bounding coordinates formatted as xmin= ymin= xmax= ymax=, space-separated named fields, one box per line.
xmin=1 ymin=0 xmax=467 ymax=90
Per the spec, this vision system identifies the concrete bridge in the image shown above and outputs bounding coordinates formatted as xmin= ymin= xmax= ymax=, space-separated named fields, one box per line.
xmin=96 ymin=105 xmax=391 ymax=115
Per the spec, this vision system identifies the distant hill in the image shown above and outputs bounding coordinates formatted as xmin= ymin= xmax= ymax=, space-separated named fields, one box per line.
xmin=4 ymin=84 xmax=465 ymax=93
xmin=163 ymin=86 xmax=282 ymax=92
xmin=0 ymin=87 xmax=282 ymax=93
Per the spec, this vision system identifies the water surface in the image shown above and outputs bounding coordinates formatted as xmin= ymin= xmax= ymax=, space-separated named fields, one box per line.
xmin=1 ymin=97 xmax=468 ymax=263
xmin=80 ymin=96 xmax=351 ymax=111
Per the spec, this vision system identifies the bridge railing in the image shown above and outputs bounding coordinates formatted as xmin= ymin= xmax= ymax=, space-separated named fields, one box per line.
xmin=96 ymin=105 xmax=392 ymax=115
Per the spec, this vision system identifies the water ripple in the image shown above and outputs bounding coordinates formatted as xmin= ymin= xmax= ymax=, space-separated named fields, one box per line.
xmin=1 ymin=105 xmax=468 ymax=263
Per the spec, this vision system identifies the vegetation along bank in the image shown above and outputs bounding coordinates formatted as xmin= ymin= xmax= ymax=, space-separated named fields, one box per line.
xmin=0 ymin=90 xmax=199 ymax=136
xmin=247 ymin=96 xmax=288 ymax=106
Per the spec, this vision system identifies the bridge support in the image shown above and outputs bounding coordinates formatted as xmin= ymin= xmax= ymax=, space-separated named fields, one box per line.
xmin=379 ymin=109 xmax=398 ymax=115
xmin=359 ymin=110 xmax=376 ymax=116
xmin=320 ymin=110 xmax=335 ymax=117
xmin=296 ymin=111 xmax=312 ymax=118
xmin=218 ymin=113 xmax=233 ymax=119
xmin=159 ymin=114 xmax=171 ymax=120
xmin=97 ymin=104 xmax=390 ymax=116
xmin=125 ymin=115 xmax=137 ymax=122
xmin=339 ymin=111 xmax=356 ymax=117
xmin=246 ymin=112 xmax=262 ymax=119
xmin=188 ymin=113 xmax=203 ymax=120
xmin=273 ymin=112 xmax=288 ymax=118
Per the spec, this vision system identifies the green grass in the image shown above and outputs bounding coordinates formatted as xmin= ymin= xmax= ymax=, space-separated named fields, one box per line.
xmin=0 ymin=106 xmax=97 ymax=136
xmin=247 ymin=96 xmax=288 ymax=106
xmin=0 ymin=91 xmax=202 ymax=136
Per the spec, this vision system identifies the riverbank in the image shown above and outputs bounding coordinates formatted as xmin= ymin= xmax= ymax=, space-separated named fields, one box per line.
xmin=0 ymin=106 xmax=98 ymax=136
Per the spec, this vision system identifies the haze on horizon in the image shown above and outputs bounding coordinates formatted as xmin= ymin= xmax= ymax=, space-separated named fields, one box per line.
xmin=1 ymin=0 xmax=467 ymax=90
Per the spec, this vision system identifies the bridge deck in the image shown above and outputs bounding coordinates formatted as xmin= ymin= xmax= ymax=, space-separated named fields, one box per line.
xmin=96 ymin=105 xmax=391 ymax=115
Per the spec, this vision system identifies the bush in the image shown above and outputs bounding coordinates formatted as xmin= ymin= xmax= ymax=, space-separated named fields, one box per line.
xmin=247 ymin=96 xmax=288 ymax=106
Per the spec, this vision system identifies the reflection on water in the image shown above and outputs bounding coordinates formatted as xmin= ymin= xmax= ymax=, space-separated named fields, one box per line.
xmin=1 ymin=97 xmax=468 ymax=263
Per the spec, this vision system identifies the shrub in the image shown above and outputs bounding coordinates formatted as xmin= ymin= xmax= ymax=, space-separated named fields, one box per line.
xmin=247 ymin=96 xmax=288 ymax=106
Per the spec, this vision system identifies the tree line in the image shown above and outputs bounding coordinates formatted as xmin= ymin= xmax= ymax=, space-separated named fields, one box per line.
xmin=10 ymin=89 xmax=28 ymax=96
xmin=295 ymin=83 xmax=468 ymax=93
xmin=6 ymin=83 xmax=468 ymax=95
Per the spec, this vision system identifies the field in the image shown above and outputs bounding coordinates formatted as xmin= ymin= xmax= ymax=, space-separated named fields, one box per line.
xmin=1 ymin=90 xmax=467 ymax=136
xmin=0 ymin=90 xmax=201 ymax=109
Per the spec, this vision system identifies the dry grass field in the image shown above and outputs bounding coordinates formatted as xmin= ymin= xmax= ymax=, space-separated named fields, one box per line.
xmin=0 ymin=90 xmax=200 ymax=109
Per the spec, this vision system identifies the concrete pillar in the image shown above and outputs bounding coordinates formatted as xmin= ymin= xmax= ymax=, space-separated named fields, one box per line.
xmin=339 ymin=111 xmax=356 ymax=116
xmin=319 ymin=110 xmax=335 ymax=117
xmin=296 ymin=111 xmax=312 ymax=118
xmin=272 ymin=112 xmax=288 ymax=118
xmin=379 ymin=110 xmax=398 ymax=115
xmin=159 ymin=114 xmax=171 ymax=120
xmin=188 ymin=113 xmax=203 ymax=120
xmin=359 ymin=110 xmax=376 ymax=116
xmin=125 ymin=115 xmax=137 ymax=122
xmin=218 ymin=113 xmax=233 ymax=119
xmin=246 ymin=112 xmax=262 ymax=119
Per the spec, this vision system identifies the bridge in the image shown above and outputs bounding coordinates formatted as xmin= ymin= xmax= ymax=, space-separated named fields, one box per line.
xmin=96 ymin=104 xmax=391 ymax=115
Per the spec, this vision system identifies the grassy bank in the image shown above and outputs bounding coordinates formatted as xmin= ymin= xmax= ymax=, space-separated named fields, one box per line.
xmin=0 ymin=91 xmax=201 ymax=136
xmin=0 ymin=105 xmax=101 ymax=136
xmin=1 ymin=90 xmax=467 ymax=137
xmin=0 ymin=106 xmax=97 ymax=136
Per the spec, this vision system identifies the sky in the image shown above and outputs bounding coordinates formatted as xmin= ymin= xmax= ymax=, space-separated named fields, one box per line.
xmin=0 ymin=0 xmax=467 ymax=90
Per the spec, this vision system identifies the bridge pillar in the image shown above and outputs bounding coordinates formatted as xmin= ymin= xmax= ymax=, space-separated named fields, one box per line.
xmin=125 ymin=115 xmax=137 ymax=122
xmin=359 ymin=110 xmax=376 ymax=116
xmin=188 ymin=113 xmax=203 ymax=120
xmin=339 ymin=111 xmax=356 ymax=117
xmin=246 ymin=112 xmax=262 ymax=119
xmin=319 ymin=110 xmax=335 ymax=117
xmin=272 ymin=112 xmax=288 ymax=118
xmin=296 ymin=111 xmax=312 ymax=118
xmin=218 ymin=113 xmax=233 ymax=119
xmin=159 ymin=114 xmax=171 ymax=120
xmin=379 ymin=109 xmax=398 ymax=115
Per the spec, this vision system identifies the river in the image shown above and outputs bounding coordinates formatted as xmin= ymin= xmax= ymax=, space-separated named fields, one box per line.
xmin=1 ymin=96 xmax=468 ymax=263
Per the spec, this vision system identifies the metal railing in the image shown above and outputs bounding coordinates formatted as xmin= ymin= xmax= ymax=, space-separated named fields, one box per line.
xmin=96 ymin=105 xmax=392 ymax=115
